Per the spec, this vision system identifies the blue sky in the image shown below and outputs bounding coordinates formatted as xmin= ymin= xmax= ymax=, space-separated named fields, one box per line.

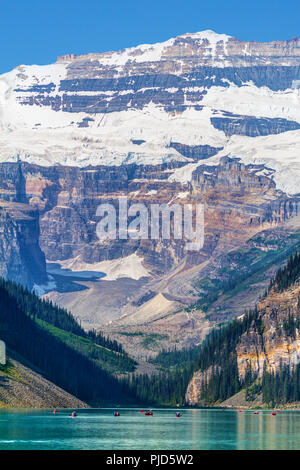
xmin=1 ymin=0 xmax=300 ymax=73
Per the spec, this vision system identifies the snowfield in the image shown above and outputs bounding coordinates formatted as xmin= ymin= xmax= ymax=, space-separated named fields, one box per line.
xmin=53 ymin=253 xmax=150 ymax=281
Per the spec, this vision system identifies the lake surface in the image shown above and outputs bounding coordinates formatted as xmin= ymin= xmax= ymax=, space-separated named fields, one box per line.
xmin=0 ymin=408 xmax=300 ymax=450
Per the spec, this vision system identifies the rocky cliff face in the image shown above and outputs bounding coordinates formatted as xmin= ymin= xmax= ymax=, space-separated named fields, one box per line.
xmin=6 ymin=156 xmax=296 ymax=266
xmin=185 ymin=366 xmax=220 ymax=406
xmin=0 ymin=201 xmax=48 ymax=289
xmin=1 ymin=30 xmax=300 ymax=194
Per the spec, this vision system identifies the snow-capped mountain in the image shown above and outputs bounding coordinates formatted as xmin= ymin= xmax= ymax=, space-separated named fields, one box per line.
xmin=1 ymin=30 xmax=300 ymax=193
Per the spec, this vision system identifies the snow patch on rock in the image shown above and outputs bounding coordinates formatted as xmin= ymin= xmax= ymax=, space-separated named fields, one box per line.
xmin=57 ymin=253 xmax=150 ymax=281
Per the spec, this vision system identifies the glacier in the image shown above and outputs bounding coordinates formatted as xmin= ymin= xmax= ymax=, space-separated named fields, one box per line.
xmin=0 ymin=30 xmax=300 ymax=194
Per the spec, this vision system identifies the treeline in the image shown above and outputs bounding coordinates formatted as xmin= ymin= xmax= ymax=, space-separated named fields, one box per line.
xmin=86 ymin=329 xmax=124 ymax=354
xmin=149 ymin=346 xmax=201 ymax=369
xmin=269 ymin=252 xmax=300 ymax=293
xmin=0 ymin=278 xmax=125 ymax=354
xmin=262 ymin=363 xmax=300 ymax=405
xmin=125 ymin=365 xmax=195 ymax=406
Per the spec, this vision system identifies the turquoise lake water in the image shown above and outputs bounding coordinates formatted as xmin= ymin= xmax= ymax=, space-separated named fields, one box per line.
xmin=0 ymin=408 xmax=300 ymax=450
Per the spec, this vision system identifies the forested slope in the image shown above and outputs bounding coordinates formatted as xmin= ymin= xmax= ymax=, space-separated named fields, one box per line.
xmin=0 ymin=278 xmax=136 ymax=404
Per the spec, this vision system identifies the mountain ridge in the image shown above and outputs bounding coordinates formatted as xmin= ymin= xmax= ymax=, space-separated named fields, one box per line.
xmin=56 ymin=29 xmax=300 ymax=68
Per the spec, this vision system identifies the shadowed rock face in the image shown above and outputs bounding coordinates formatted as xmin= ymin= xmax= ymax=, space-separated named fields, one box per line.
xmin=211 ymin=116 xmax=300 ymax=137
xmin=169 ymin=143 xmax=223 ymax=160
xmin=0 ymin=163 xmax=27 ymax=203
xmin=0 ymin=201 xmax=47 ymax=289
xmin=0 ymin=163 xmax=48 ymax=289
